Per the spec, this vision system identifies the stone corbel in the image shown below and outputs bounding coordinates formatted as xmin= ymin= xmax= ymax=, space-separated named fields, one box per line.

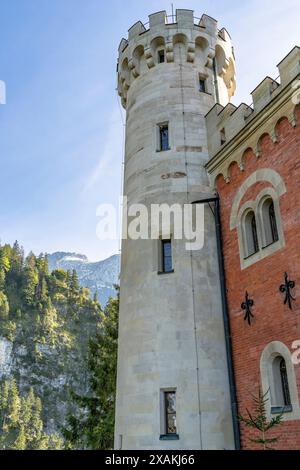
xmin=166 ymin=42 xmax=174 ymax=63
xmin=145 ymin=47 xmax=155 ymax=69
xmin=128 ymin=59 xmax=139 ymax=78
xmin=205 ymin=48 xmax=215 ymax=69
xmin=219 ymin=57 xmax=230 ymax=78
xmin=255 ymin=144 xmax=262 ymax=158
xmin=270 ymin=128 xmax=278 ymax=143
xmin=123 ymin=81 xmax=130 ymax=92
xmin=187 ymin=42 xmax=195 ymax=63
xmin=288 ymin=111 xmax=297 ymax=128
xmin=238 ymin=161 xmax=245 ymax=172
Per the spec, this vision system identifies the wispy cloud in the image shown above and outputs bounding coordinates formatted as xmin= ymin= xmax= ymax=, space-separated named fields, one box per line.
xmin=81 ymin=105 xmax=124 ymax=195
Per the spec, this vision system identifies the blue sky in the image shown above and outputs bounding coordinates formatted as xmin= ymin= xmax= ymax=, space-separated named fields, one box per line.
xmin=0 ymin=0 xmax=299 ymax=261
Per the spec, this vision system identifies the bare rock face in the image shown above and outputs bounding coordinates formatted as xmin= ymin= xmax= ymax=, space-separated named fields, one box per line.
xmin=0 ymin=337 xmax=13 ymax=378
xmin=0 ymin=251 xmax=119 ymax=438
xmin=0 ymin=304 xmax=101 ymax=435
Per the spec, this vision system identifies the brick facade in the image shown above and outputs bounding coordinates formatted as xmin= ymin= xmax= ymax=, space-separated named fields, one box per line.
xmin=216 ymin=107 xmax=300 ymax=449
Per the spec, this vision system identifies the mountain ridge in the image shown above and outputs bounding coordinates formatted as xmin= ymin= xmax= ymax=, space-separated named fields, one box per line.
xmin=47 ymin=252 xmax=120 ymax=307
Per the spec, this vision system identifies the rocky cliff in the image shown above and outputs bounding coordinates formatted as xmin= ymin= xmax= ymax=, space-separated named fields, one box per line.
xmin=47 ymin=253 xmax=120 ymax=307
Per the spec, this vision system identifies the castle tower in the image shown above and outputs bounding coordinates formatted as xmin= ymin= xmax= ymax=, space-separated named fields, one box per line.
xmin=115 ymin=10 xmax=237 ymax=450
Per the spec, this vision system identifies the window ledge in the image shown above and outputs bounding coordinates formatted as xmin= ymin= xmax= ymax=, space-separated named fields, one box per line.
xmin=158 ymin=270 xmax=175 ymax=276
xmin=241 ymin=238 xmax=285 ymax=270
xmin=160 ymin=434 xmax=179 ymax=441
xmin=156 ymin=148 xmax=171 ymax=153
xmin=262 ymin=240 xmax=279 ymax=250
xmin=271 ymin=405 xmax=293 ymax=415
xmin=243 ymin=251 xmax=259 ymax=260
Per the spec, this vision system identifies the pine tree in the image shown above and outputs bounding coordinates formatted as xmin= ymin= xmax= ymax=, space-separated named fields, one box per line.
xmin=36 ymin=254 xmax=49 ymax=275
xmin=10 ymin=241 xmax=24 ymax=274
xmin=0 ymin=270 xmax=5 ymax=291
xmin=40 ymin=298 xmax=58 ymax=343
xmin=26 ymin=252 xmax=37 ymax=270
xmin=12 ymin=426 xmax=26 ymax=450
xmin=63 ymin=288 xmax=119 ymax=449
xmin=36 ymin=275 xmax=48 ymax=304
xmin=8 ymin=379 xmax=21 ymax=428
xmin=0 ymin=247 xmax=10 ymax=290
xmin=0 ymin=242 xmax=105 ymax=449
xmin=239 ymin=389 xmax=284 ymax=450
xmin=70 ymin=270 xmax=79 ymax=295
xmin=22 ymin=266 xmax=39 ymax=306
xmin=0 ymin=379 xmax=63 ymax=450
xmin=0 ymin=292 xmax=9 ymax=320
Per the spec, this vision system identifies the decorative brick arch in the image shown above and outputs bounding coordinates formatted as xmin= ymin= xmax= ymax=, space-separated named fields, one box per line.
xmin=230 ymin=169 xmax=287 ymax=230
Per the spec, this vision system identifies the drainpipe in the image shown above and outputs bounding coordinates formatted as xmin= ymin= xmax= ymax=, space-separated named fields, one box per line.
xmin=213 ymin=58 xmax=220 ymax=104
xmin=192 ymin=196 xmax=241 ymax=450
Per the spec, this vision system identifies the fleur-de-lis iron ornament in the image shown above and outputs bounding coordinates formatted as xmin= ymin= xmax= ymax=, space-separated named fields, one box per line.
xmin=241 ymin=292 xmax=255 ymax=326
xmin=280 ymin=272 xmax=296 ymax=310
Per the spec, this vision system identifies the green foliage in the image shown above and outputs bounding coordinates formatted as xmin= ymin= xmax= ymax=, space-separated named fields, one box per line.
xmin=0 ymin=292 xmax=9 ymax=319
xmin=0 ymin=241 xmax=105 ymax=449
xmin=0 ymin=379 xmax=63 ymax=450
xmin=0 ymin=242 xmax=100 ymax=342
xmin=63 ymin=288 xmax=119 ymax=450
xmin=239 ymin=388 xmax=284 ymax=450
xmin=70 ymin=270 xmax=79 ymax=295
xmin=0 ymin=320 xmax=17 ymax=342
xmin=0 ymin=247 xmax=11 ymax=273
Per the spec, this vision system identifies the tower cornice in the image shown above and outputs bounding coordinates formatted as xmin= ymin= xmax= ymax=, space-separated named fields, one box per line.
xmin=117 ymin=10 xmax=236 ymax=108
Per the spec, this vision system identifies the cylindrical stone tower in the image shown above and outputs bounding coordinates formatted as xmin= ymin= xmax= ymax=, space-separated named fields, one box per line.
xmin=115 ymin=9 xmax=237 ymax=450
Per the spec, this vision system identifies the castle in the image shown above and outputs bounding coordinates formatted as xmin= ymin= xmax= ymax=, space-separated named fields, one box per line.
xmin=115 ymin=9 xmax=300 ymax=450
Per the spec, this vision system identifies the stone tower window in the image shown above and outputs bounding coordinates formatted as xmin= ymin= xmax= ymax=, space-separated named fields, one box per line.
xmin=199 ymin=75 xmax=206 ymax=93
xmin=162 ymin=239 xmax=173 ymax=273
xmin=158 ymin=123 xmax=170 ymax=151
xmin=160 ymin=389 xmax=179 ymax=441
xmin=164 ymin=391 xmax=177 ymax=435
xmin=158 ymin=49 xmax=165 ymax=63
xmin=220 ymin=128 xmax=226 ymax=145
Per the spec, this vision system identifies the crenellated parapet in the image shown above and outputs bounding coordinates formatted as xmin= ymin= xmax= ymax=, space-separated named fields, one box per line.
xmin=117 ymin=9 xmax=236 ymax=108
xmin=206 ymin=46 xmax=300 ymax=161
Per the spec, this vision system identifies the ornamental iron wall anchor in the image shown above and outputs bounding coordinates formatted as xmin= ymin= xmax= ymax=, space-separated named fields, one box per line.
xmin=280 ymin=272 xmax=296 ymax=310
xmin=241 ymin=292 xmax=255 ymax=326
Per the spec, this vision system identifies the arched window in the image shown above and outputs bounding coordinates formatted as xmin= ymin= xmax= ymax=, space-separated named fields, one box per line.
xmin=150 ymin=36 xmax=166 ymax=65
xmin=272 ymin=356 xmax=292 ymax=409
xmin=280 ymin=358 xmax=291 ymax=407
xmin=260 ymin=342 xmax=300 ymax=419
xmin=244 ymin=211 xmax=259 ymax=257
xmin=262 ymin=198 xmax=279 ymax=246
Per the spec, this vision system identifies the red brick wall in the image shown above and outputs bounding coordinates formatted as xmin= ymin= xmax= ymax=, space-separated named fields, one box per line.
xmin=216 ymin=110 xmax=300 ymax=450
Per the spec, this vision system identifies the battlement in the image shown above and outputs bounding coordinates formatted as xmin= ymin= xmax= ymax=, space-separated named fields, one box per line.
xmin=206 ymin=46 xmax=300 ymax=158
xmin=117 ymin=9 xmax=236 ymax=108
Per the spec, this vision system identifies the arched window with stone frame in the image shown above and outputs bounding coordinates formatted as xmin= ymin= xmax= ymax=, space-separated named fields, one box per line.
xmin=260 ymin=197 xmax=279 ymax=247
xmin=272 ymin=356 xmax=292 ymax=411
xmin=233 ymin=174 xmax=286 ymax=269
xmin=242 ymin=210 xmax=259 ymax=258
xmin=260 ymin=341 xmax=300 ymax=420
